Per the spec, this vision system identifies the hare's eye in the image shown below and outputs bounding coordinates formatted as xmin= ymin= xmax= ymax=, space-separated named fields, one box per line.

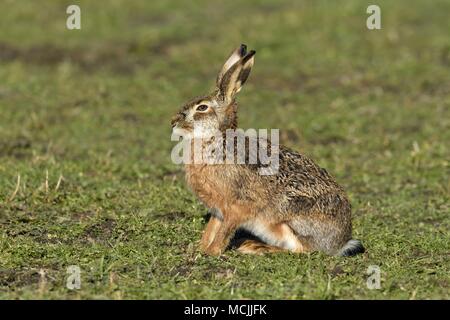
xmin=196 ymin=104 xmax=209 ymax=112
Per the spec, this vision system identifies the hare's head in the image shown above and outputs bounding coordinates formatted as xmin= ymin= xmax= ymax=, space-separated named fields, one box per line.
xmin=171 ymin=44 xmax=255 ymax=139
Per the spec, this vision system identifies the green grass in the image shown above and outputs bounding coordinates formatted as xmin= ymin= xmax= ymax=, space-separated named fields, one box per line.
xmin=0 ymin=0 xmax=449 ymax=299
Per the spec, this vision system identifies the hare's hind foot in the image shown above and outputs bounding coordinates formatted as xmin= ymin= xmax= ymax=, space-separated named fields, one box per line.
xmin=236 ymin=239 xmax=285 ymax=255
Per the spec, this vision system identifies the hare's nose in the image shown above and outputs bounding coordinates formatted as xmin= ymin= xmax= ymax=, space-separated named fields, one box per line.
xmin=171 ymin=114 xmax=182 ymax=127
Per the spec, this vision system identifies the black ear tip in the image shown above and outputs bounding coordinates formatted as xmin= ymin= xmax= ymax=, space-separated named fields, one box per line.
xmin=239 ymin=44 xmax=247 ymax=56
xmin=243 ymin=50 xmax=256 ymax=62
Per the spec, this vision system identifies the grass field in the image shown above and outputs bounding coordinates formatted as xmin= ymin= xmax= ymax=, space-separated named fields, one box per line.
xmin=0 ymin=0 xmax=449 ymax=299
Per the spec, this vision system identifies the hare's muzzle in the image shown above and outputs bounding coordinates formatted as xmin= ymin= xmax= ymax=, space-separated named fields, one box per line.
xmin=171 ymin=113 xmax=184 ymax=128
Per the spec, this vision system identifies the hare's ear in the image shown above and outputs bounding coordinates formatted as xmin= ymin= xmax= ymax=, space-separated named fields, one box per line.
xmin=216 ymin=44 xmax=248 ymax=86
xmin=217 ymin=49 xmax=255 ymax=103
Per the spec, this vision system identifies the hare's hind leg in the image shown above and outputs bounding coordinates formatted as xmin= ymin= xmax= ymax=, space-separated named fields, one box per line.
xmin=287 ymin=215 xmax=351 ymax=255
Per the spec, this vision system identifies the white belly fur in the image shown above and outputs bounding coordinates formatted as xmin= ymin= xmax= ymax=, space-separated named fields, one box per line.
xmin=240 ymin=219 xmax=299 ymax=251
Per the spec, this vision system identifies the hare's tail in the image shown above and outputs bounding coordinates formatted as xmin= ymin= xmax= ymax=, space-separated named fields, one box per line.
xmin=338 ymin=239 xmax=365 ymax=257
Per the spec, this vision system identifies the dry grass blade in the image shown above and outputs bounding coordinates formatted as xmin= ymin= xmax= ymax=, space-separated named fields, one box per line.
xmin=8 ymin=174 xmax=21 ymax=202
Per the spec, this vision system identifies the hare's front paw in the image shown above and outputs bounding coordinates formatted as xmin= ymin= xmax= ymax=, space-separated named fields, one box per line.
xmin=198 ymin=240 xmax=210 ymax=253
xmin=202 ymin=244 xmax=223 ymax=256
xmin=199 ymin=233 xmax=212 ymax=252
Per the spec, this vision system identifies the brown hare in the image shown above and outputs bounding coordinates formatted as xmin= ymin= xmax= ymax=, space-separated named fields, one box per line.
xmin=171 ymin=44 xmax=364 ymax=257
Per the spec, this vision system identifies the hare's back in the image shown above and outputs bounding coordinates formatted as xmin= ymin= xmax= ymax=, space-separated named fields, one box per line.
xmin=276 ymin=147 xmax=350 ymax=215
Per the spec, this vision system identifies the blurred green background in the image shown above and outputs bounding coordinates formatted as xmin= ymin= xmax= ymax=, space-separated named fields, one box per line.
xmin=0 ymin=0 xmax=448 ymax=299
